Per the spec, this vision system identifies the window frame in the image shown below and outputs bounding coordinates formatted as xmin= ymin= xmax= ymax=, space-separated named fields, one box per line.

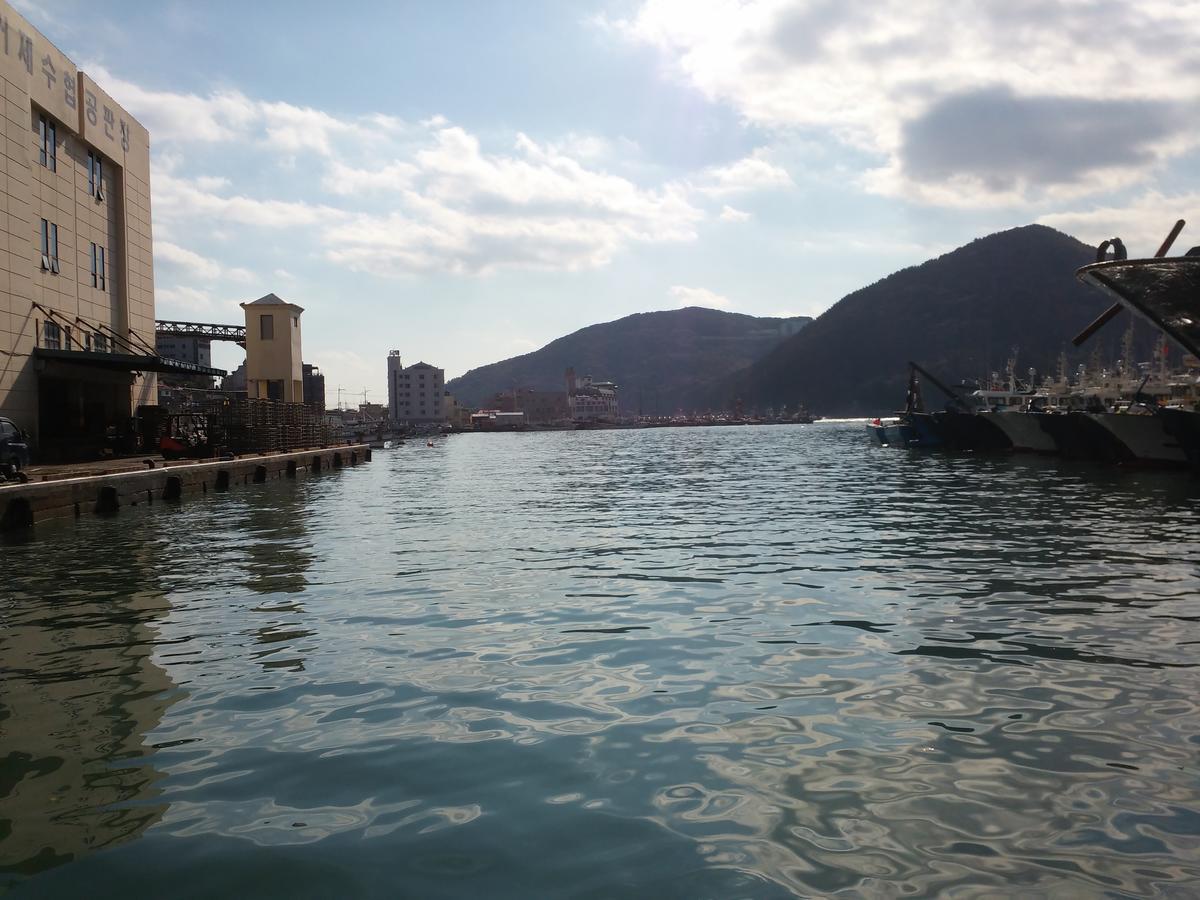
xmin=43 ymin=320 xmax=61 ymax=350
xmin=98 ymin=245 xmax=106 ymax=290
xmin=38 ymin=114 xmax=57 ymax=171
xmin=88 ymin=151 xmax=105 ymax=200
xmin=90 ymin=242 xmax=98 ymax=287
xmin=260 ymin=314 xmax=274 ymax=340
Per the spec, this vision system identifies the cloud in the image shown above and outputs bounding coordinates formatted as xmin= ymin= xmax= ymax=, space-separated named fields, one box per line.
xmin=614 ymin=0 xmax=1200 ymax=205
xmin=88 ymin=65 xmax=354 ymax=156
xmin=156 ymin=285 xmax=216 ymax=313
xmin=154 ymin=173 xmax=347 ymax=228
xmin=884 ymin=87 xmax=1188 ymax=205
xmin=719 ymin=205 xmax=751 ymax=222
xmin=156 ymin=240 xmax=254 ymax=283
xmin=1037 ymin=191 xmax=1200 ymax=256
xmin=669 ymin=285 xmax=733 ymax=309
xmin=694 ymin=150 xmax=793 ymax=196
xmin=322 ymin=124 xmax=703 ymax=275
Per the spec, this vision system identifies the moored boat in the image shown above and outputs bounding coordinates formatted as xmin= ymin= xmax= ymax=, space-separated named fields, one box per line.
xmin=1076 ymin=251 xmax=1200 ymax=468
xmin=1086 ymin=408 xmax=1188 ymax=466
xmin=979 ymin=409 xmax=1059 ymax=453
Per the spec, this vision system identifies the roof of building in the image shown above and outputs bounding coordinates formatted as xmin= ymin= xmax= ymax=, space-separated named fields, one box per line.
xmin=241 ymin=292 xmax=304 ymax=311
xmin=405 ymin=361 xmax=442 ymax=371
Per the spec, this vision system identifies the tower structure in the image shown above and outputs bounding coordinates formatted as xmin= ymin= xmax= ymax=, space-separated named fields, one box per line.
xmin=240 ymin=293 xmax=304 ymax=402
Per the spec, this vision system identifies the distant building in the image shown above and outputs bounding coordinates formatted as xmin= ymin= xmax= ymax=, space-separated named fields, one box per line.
xmin=566 ymin=368 xmax=618 ymax=421
xmin=358 ymin=402 xmax=386 ymax=422
xmin=156 ymin=335 xmax=215 ymax=397
xmin=471 ymin=410 xmax=526 ymax=431
xmin=443 ymin=391 xmax=473 ymax=429
xmin=303 ymin=363 xmax=325 ymax=411
xmin=490 ymin=388 xmax=569 ymax=425
xmin=387 ymin=351 xmax=446 ymax=423
xmin=222 ymin=362 xmax=247 ymax=393
xmin=155 ymin=336 xmax=212 ymax=368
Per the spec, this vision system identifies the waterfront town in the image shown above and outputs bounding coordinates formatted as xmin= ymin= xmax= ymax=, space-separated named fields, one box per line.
xmin=0 ymin=0 xmax=797 ymax=479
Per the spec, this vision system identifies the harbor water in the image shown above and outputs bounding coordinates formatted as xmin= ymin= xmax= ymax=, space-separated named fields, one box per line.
xmin=3 ymin=423 xmax=1200 ymax=897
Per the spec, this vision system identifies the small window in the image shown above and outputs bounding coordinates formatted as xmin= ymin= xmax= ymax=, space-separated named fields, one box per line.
xmin=43 ymin=321 xmax=61 ymax=350
xmin=39 ymin=115 xmax=57 ymax=171
xmin=39 ymin=219 xmax=50 ymax=270
xmin=90 ymin=242 xmax=98 ymax=287
xmin=260 ymin=314 xmax=274 ymax=340
xmin=292 ymin=315 xmax=299 ymax=328
xmin=40 ymin=220 xmax=60 ymax=273
xmin=88 ymin=151 xmax=104 ymax=200
xmin=98 ymin=246 xmax=106 ymax=290
xmin=94 ymin=333 xmax=108 ymax=353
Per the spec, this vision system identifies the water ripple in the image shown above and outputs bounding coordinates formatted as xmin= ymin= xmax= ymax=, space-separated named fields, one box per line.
xmin=3 ymin=423 xmax=1200 ymax=897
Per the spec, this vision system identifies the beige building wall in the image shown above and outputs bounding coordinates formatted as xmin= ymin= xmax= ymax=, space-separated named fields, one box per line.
xmin=0 ymin=0 xmax=155 ymax=449
xmin=391 ymin=361 xmax=446 ymax=423
xmin=242 ymin=294 xmax=305 ymax=403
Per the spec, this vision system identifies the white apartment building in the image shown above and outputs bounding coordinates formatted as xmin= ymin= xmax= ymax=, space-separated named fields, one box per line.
xmin=387 ymin=351 xmax=446 ymax=423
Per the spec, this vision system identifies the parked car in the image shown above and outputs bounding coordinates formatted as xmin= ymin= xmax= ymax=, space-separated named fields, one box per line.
xmin=0 ymin=416 xmax=31 ymax=480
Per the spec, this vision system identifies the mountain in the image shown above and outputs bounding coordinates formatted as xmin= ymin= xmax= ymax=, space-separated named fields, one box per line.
xmin=447 ymin=307 xmax=812 ymax=412
xmin=723 ymin=224 xmax=1153 ymax=416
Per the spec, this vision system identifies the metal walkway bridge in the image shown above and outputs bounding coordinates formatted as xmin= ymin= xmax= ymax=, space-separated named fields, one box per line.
xmin=155 ymin=320 xmax=246 ymax=345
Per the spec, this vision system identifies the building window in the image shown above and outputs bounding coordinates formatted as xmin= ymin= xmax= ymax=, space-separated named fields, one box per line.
xmin=43 ymin=321 xmax=61 ymax=350
xmin=88 ymin=151 xmax=104 ymax=200
xmin=89 ymin=243 xmax=108 ymax=289
xmin=39 ymin=219 xmax=60 ymax=273
xmin=93 ymin=333 xmax=108 ymax=353
xmin=260 ymin=314 xmax=274 ymax=340
xmin=38 ymin=114 xmax=56 ymax=171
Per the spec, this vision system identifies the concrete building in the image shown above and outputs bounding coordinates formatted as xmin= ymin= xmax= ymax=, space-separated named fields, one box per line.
xmin=490 ymin=387 xmax=569 ymax=425
xmin=566 ymin=369 xmax=619 ymax=421
xmin=240 ymin=293 xmax=304 ymax=402
xmin=302 ymin=362 xmax=325 ymax=411
xmin=155 ymin=335 xmax=211 ymax=369
xmin=222 ymin=361 xmax=247 ymax=393
xmin=387 ymin=351 xmax=446 ymax=423
xmin=0 ymin=1 xmax=160 ymax=456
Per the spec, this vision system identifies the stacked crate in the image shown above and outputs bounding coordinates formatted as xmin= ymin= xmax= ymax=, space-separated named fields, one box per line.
xmin=199 ymin=396 xmax=334 ymax=453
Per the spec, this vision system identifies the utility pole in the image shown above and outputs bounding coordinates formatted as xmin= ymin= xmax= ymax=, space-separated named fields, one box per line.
xmin=337 ymin=385 xmax=343 ymax=410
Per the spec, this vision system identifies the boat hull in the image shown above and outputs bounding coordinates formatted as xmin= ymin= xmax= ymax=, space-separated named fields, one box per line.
xmin=931 ymin=411 xmax=1012 ymax=453
xmin=978 ymin=411 xmax=1058 ymax=453
xmin=1153 ymin=407 xmax=1200 ymax=469
xmin=1035 ymin=412 xmax=1135 ymax=463
xmin=1086 ymin=412 xmax=1188 ymax=466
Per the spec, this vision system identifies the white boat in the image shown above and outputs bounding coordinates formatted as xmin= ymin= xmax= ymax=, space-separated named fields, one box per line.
xmin=1086 ymin=407 xmax=1188 ymax=465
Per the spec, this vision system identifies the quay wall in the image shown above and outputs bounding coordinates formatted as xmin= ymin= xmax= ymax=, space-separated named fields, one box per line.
xmin=0 ymin=445 xmax=371 ymax=531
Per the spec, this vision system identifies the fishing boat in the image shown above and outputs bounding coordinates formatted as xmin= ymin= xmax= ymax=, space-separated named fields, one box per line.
xmin=868 ymin=367 xmax=943 ymax=449
xmin=1086 ymin=406 xmax=1188 ymax=466
xmin=1074 ymin=229 xmax=1200 ymax=467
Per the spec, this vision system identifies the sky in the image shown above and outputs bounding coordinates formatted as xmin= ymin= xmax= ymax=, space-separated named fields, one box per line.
xmin=21 ymin=0 xmax=1200 ymax=408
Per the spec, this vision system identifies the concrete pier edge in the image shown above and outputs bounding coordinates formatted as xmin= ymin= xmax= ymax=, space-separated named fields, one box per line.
xmin=0 ymin=445 xmax=372 ymax=532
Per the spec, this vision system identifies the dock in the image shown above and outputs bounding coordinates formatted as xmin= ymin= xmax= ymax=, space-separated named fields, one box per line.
xmin=0 ymin=444 xmax=371 ymax=531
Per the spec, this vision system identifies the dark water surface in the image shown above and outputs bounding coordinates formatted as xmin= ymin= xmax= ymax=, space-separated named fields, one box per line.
xmin=3 ymin=423 xmax=1200 ymax=898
